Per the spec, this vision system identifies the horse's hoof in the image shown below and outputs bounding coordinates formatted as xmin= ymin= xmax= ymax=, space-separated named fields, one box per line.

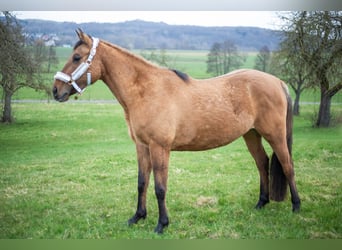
xmin=127 ymin=217 xmax=137 ymax=226
xmin=154 ymin=223 xmax=167 ymax=234
xmin=128 ymin=213 xmax=146 ymax=226
xmin=292 ymin=202 xmax=300 ymax=213
xmin=255 ymin=199 xmax=269 ymax=209
xmin=154 ymin=218 xmax=169 ymax=234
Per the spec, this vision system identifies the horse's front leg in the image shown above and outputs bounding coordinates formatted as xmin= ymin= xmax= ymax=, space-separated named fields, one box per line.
xmin=149 ymin=142 xmax=170 ymax=234
xmin=128 ymin=143 xmax=152 ymax=225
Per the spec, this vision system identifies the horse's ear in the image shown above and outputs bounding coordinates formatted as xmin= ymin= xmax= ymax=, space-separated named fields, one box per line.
xmin=75 ymin=28 xmax=92 ymax=46
xmin=76 ymin=28 xmax=85 ymax=40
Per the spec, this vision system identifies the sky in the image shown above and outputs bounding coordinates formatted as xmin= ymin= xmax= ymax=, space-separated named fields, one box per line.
xmin=14 ymin=11 xmax=284 ymax=29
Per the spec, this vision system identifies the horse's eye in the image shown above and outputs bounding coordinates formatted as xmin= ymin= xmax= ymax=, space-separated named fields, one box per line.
xmin=73 ymin=54 xmax=82 ymax=63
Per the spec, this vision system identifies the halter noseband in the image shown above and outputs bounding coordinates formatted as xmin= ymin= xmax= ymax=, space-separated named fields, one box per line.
xmin=54 ymin=37 xmax=100 ymax=94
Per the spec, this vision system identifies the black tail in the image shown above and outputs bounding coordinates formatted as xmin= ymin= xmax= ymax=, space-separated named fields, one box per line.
xmin=270 ymin=87 xmax=293 ymax=201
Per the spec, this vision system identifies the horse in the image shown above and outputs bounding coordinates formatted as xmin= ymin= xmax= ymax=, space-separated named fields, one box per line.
xmin=52 ymin=29 xmax=300 ymax=234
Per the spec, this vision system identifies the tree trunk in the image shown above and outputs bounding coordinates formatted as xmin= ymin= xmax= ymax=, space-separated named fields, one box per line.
xmin=316 ymin=91 xmax=331 ymax=127
xmin=293 ymin=90 xmax=301 ymax=116
xmin=1 ymin=89 xmax=14 ymax=123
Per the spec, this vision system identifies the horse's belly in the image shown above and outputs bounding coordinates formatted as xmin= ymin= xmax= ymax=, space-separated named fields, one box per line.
xmin=172 ymin=137 xmax=234 ymax=151
xmin=171 ymin=122 xmax=249 ymax=151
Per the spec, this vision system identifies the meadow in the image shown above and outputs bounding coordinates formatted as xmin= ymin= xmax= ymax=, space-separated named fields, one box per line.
xmin=0 ymin=103 xmax=341 ymax=239
xmin=1 ymin=48 xmax=341 ymax=239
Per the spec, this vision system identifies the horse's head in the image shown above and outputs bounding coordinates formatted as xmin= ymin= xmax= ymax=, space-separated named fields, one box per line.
xmin=53 ymin=29 xmax=102 ymax=102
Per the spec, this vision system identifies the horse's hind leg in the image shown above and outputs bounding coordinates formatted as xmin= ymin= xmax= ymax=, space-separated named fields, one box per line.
xmin=268 ymin=140 xmax=301 ymax=212
xmin=243 ymin=130 xmax=270 ymax=209
xmin=128 ymin=143 xmax=152 ymax=225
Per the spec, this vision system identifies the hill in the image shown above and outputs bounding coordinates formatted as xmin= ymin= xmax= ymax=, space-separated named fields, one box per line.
xmin=18 ymin=19 xmax=282 ymax=51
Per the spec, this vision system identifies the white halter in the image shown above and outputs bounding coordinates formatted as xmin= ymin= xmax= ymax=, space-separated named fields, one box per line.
xmin=54 ymin=37 xmax=100 ymax=94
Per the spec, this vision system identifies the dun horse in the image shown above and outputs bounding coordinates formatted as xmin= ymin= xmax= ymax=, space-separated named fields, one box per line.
xmin=53 ymin=30 xmax=300 ymax=234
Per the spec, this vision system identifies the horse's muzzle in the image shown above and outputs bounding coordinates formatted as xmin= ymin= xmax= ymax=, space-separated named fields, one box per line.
xmin=53 ymin=86 xmax=69 ymax=102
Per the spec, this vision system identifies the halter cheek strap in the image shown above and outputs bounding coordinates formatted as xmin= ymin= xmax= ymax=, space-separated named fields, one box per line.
xmin=54 ymin=37 xmax=100 ymax=94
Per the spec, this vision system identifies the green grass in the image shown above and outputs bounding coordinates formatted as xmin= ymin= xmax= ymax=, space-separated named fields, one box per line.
xmin=0 ymin=103 xmax=341 ymax=239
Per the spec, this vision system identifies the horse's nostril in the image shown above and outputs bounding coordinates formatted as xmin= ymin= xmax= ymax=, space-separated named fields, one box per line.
xmin=53 ymin=87 xmax=57 ymax=96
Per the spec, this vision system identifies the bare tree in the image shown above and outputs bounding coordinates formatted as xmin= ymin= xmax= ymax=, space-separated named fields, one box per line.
xmin=30 ymin=39 xmax=58 ymax=73
xmin=207 ymin=42 xmax=223 ymax=76
xmin=280 ymin=11 xmax=342 ymax=127
xmin=47 ymin=45 xmax=59 ymax=73
xmin=254 ymin=45 xmax=271 ymax=73
xmin=0 ymin=11 xmax=49 ymax=123
xmin=140 ymin=48 xmax=173 ymax=67
xmin=207 ymin=40 xmax=245 ymax=76
xmin=269 ymin=47 xmax=311 ymax=116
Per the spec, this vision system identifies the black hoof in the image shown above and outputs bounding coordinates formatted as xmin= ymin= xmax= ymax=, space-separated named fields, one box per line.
xmin=154 ymin=217 xmax=169 ymax=234
xmin=255 ymin=199 xmax=269 ymax=209
xmin=154 ymin=222 xmax=168 ymax=234
xmin=292 ymin=201 xmax=301 ymax=213
xmin=128 ymin=212 xmax=146 ymax=226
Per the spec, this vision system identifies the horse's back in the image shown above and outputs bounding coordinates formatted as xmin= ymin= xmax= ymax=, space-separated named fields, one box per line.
xmin=192 ymin=69 xmax=287 ymax=116
xmin=208 ymin=69 xmax=288 ymax=116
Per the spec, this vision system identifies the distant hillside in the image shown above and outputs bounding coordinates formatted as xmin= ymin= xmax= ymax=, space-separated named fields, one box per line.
xmin=18 ymin=19 xmax=282 ymax=51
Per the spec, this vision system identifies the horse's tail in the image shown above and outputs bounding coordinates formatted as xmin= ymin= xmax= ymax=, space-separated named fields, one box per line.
xmin=270 ymin=84 xmax=293 ymax=201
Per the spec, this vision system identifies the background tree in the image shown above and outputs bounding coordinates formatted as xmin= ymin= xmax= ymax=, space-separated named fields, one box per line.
xmin=140 ymin=48 xmax=173 ymax=67
xmin=207 ymin=40 xmax=245 ymax=76
xmin=280 ymin=11 xmax=342 ymax=127
xmin=269 ymin=47 xmax=311 ymax=116
xmin=30 ymin=39 xmax=58 ymax=73
xmin=47 ymin=45 xmax=59 ymax=73
xmin=0 ymin=12 xmax=49 ymax=123
xmin=254 ymin=45 xmax=271 ymax=72
xmin=206 ymin=42 xmax=223 ymax=76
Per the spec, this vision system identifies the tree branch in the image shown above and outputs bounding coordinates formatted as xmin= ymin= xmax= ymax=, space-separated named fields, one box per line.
xmin=328 ymin=82 xmax=342 ymax=97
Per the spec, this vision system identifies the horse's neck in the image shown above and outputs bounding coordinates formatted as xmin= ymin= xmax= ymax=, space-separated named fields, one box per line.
xmin=99 ymin=42 xmax=155 ymax=110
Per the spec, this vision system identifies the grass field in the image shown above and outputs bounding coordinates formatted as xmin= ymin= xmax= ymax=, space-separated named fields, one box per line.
xmin=0 ymin=103 xmax=341 ymax=239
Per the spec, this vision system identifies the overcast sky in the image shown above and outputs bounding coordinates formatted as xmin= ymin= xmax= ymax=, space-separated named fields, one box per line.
xmin=14 ymin=11 xmax=284 ymax=29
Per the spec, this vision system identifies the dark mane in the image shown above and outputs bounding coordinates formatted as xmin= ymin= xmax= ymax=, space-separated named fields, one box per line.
xmin=171 ymin=69 xmax=189 ymax=83
xmin=73 ymin=40 xmax=86 ymax=50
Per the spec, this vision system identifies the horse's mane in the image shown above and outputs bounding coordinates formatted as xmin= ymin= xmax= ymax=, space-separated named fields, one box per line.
xmin=171 ymin=69 xmax=189 ymax=82
xmin=101 ymin=40 xmax=189 ymax=83
xmin=73 ymin=39 xmax=86 ymax=50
